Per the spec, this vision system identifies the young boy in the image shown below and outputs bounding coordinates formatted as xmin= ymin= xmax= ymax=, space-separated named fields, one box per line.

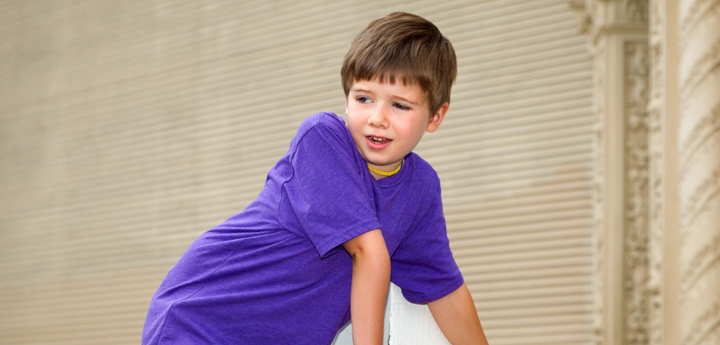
xmin=143 ymin=12 xmax=488 ymax=345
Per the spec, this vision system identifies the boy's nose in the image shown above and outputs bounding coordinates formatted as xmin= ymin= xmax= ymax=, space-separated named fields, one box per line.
xmin=368 ymin=107 xmax=389 ymax=128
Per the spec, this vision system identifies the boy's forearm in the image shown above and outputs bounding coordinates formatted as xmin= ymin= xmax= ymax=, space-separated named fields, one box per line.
xmin=428 ymin=283 xmax=489 ymax=345
xmin=343 ymin=229 xmax=391 ymax=345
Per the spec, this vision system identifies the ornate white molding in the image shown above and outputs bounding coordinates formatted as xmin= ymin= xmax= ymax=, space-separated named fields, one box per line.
xmin=622 ymin=0 xmax=650 ymax=22
xmin=683 ymin=300 xmax=720 ymax=345
xmin=680 ymin=0 xmax=715 ymax=25
xmin=679 ymin=103 xmax=720 ymax=161
xmin=681 ymin=158 xmax=720 ymax=229
xmin=571 ymin=0 xmax=650 ymax=46
xmin=591 ymin=36 xmax=608 ymax=345
xmin=679 ymin=1 xmax=720 ymax=101
xmin=679 ymin=0 xmax=720 ymax=41
xmin=623 ymin=39 xmax=650 ymax=345
xmin=678 ymin=0 xmax=720 ymax=344
xmin=571 ymin=1 xmax=652 ymax=344
xmin=647 ymin=1 xmax=666 ymax=344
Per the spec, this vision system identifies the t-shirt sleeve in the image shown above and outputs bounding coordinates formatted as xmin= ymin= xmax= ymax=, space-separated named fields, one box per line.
xmin=390 ymin=186 xmax=464 ymax=303
xmin=281 ymin=117 xmax=381 ymax=258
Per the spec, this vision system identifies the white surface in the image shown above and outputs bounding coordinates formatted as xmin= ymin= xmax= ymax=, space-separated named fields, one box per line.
xmin=387 ymin=283 xmax=451 ymax=345
xmin=332 ymin=283 xmax=450 ymax=345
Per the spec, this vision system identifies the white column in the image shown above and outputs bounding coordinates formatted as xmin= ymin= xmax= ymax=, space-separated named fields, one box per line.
xmin=677 ymin=0 xmax=720 ymax=344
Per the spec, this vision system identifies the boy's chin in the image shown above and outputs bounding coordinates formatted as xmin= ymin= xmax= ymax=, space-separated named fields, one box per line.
xmin=366 ymin=159 xmax=403 ymax=170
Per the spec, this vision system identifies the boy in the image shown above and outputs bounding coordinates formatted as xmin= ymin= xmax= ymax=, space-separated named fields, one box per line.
xmin=143 ymin=12 xmax=489 ymax=345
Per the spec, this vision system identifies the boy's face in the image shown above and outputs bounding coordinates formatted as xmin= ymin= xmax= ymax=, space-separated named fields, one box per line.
xmin=345 ymin=79 xmax=448 ymax=176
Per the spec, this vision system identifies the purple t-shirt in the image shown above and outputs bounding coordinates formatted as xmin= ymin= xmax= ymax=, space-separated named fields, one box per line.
xmin=142 ymin=112 xmax=463 ymax=344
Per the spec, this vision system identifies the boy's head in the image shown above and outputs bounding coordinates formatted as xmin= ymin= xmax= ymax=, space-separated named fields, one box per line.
xmin=342 ymin=13 xmax=457 ymax=178
xmin=341 ymin=12 xmax=457 ymax=115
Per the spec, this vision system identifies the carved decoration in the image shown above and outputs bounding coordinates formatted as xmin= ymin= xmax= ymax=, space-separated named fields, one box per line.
xmin=680 ymin=0 xmax=718 ymax=31
xmin=570 ymin=0 xmax=594 ymax=34
xmin=591 ymin=37 xmax=607 ymax=345
xmin=680 ymin=33 xmax=720 ymax=98
xmin=684 ymin=252 xmax=720 ymax=305
xmin=647 ymin=1 xmax=665 ymax=344
xmin=679 ymin=0 xmax=720 ymax=343
xmin=623 ymin=40 xmax=650 ymax=345
xmin=698 ymin=324 xmax=720 ymax=345
xmin=681 ymin=202 xmax=720 ymax=290
xmin=622 ymin=0 xmax=650 ymax=22
xmin=681 ymin=148 xmax=720 ymax=227
xmin=571 ymin=2 xmax=653 ymax=344
xmin=680 ymin=103 xmax=720 ymax=160
xmin=679 ymin=0 xmax=720 ymax=41
xmin=683 ymin=300 xmax=720 ymax=345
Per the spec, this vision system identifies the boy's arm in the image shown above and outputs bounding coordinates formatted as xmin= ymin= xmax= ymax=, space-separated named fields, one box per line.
xmin=428 ymin=283 xmax=490 ymax=345
xmin=342 ymin=229 xmax=390 ymax=345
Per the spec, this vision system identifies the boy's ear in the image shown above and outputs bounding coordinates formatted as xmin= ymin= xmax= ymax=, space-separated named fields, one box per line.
xmin=426 ymin=102 xmax=449 ymax=133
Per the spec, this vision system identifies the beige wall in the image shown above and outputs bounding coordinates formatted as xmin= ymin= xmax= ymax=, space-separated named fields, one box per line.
xmin=0 ymin=1 xmax=595 ymax=344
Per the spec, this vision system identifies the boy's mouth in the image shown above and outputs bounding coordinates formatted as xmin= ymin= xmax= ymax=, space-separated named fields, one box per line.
xmin=368 ymin=135 xmax=391 ymax=145
xmin=366 ymin=135 xmax=392 ymax=150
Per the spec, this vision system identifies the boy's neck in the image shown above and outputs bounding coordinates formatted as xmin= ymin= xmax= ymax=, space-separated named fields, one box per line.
xmin=369 ymin=171 xmax=387 ymax=180
xmin=367 ymin=159 xmax=404 ymax=180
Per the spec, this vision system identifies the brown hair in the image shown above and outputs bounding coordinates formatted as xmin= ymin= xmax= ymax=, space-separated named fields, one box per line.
xmin=341 ymin=12 xmax=457 ymax=114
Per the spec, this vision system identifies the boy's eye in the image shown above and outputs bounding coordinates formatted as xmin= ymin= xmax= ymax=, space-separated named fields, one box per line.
xmin=393 ymin=103 xmax=411 ymax=111
xmin=356 ymin=96 xmax=371 ymax=103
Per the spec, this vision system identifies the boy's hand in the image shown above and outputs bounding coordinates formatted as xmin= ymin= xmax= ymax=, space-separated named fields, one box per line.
xmin=342 ymin=229 xmax=390 ymax=345
xmin=428 ymin=283 xmax=489 ymax=345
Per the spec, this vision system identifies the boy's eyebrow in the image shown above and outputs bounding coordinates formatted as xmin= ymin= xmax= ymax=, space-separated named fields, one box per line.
xmin=394 ymin=96 xmax=419 ymax=105
xmin=352 ymin=88 xmax=420 ymax=105
xmin=351 ymin=88 xmax=373 ymax=94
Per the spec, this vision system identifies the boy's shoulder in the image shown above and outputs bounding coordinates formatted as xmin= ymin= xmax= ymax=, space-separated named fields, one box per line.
xmin=296 ymin=112 xmax=346 ymax=137
xmin=408 ymin=153 xmax=442 ymax=191
xmin=290 ymin=112 xmax=353 ymax=151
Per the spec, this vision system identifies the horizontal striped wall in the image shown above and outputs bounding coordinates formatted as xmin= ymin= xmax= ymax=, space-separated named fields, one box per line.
xmin=0 ymin=1 xmax=594 ymax=344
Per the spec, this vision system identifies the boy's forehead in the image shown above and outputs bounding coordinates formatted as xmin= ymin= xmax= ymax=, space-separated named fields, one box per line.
xmin=355 ymin=74 xmax=420 ymax=88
